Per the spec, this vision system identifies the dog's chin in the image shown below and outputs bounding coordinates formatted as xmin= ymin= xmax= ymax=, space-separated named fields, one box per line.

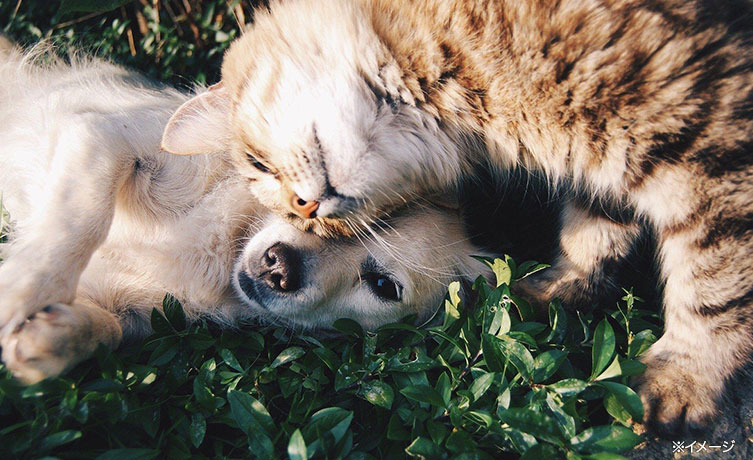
xmin=232 ymin=270 xmax=331 ymax=331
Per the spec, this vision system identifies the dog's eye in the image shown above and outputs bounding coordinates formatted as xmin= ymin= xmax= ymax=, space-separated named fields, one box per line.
xmin=246 ymin=151 xmax=272 ymax=174
xmin=364 ymin=272 xmax=403 ymax=302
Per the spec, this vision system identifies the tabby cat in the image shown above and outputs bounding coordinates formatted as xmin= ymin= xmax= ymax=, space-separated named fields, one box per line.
xmin=162 ymin=0 xmax=753 ymax=437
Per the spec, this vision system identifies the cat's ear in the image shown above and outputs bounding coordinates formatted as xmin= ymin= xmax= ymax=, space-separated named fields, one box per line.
xmin=162 ymin=82 xmax=232 ymax=155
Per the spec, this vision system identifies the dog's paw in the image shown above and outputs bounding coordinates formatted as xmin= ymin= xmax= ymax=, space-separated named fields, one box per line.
xmin=1 ymin=304 xmax=95 ymax=384
xmin=633 ymin=354 xmax=718 ymax=438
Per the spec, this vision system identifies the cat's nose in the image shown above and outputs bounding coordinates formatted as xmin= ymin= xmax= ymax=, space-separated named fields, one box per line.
xmin=291 ymin=194 xmax=320 ymax=219
xmin=260 ymin=243 xmax=301 ymax=292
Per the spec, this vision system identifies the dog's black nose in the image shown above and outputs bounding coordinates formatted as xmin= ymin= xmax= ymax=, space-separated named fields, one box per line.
xmin=260 ymin=243 xmax=301 ymax=292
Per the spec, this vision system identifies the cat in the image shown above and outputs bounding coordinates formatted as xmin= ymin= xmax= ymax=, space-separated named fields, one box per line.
xmin=0 ymin=41 xmax=491 ymax=383
xmin=160 ymin=0 xmax=753 ymax=437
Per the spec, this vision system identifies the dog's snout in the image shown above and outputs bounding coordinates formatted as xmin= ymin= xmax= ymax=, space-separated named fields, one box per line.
xmin=261 ymin=243 xmax=301 ymax=292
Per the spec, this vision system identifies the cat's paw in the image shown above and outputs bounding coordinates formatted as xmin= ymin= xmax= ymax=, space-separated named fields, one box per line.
xmin=633 ymin=354 xmax=719 ymax=438
xmin=512 ymin=266 xmax=596 ymax=312
xmin=0 ymin=304 xmax=95 ymax=384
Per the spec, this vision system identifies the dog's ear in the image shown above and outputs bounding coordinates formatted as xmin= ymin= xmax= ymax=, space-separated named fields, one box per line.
xmin=161 ymin=82 xmax=232 ymax=155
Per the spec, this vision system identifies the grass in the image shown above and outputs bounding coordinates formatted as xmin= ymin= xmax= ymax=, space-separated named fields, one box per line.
xmin=0 ymin=1 xmax=662 ymax=458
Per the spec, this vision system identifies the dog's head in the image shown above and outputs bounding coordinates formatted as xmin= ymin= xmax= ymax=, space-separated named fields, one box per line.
xmin=162 ymin=0 xmax=463 ymax=238
xmin=233 ymin=205 xmax=493 ymax=331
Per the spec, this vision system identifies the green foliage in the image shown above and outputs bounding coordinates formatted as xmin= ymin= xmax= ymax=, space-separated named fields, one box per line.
xmin=0 ymin=258 xmax=662 ymax=459
xmin=1 ymin=0 xmax=267 ymax=86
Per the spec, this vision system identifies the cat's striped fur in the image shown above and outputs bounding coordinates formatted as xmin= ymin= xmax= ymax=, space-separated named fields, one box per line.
xmin=162 ymin=0 xmax=753 ymax=437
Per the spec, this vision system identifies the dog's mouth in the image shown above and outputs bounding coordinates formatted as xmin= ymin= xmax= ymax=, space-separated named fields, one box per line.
xmin=235 ymin=271 xmax=269 ymax=310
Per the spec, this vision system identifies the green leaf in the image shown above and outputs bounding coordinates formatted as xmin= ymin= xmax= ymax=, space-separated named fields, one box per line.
xmin=387 ymin=412 xmax=411 ymax=441
xmin=405 ymin=437 xmax=445 ymax=459
xmin=269 ymin=347 xmax=306 ymax=369
xmin=619 ymin=359 xmax=646 ymax=377
xmin=194 ymin=378 xmax=222 ymax=411
xmin=333 ymin=318 xmax=364 ymax=337
xmin=464 ymin=410 xmax=494 ymax=428
xmin=532 ymin=350 xmax=567 ymax=383
xmin=189 ymin=413 xmax=206 ymax=448
xmin=39 ymin=430 xmax=82 ymax=451
xmin=448 ymin=280 xmax=462 ymax=307
xmin=445 ymin=429 xmax=474 ymax=453
xmin=148 ymin=339 xmax=178 ymax=367
xmin=219 ymin=349 xmax=243 ymax=373
xmin=498 ymin=407 xmax=566 ymax=445
xmin=302 ymin=407 xmax=354 ymax=456
xmin=227 ymin=391 xmax=276 ymax=459
xmin=570 ymin=425 xmax=642 ymax=453
xmin=468 ymin=372 xmax=495 ymax=402
xmin=596 ymin=382 xmax=644 ymax=422
xmin=520 ymin=443 xmax=560 ymax=460
xmin=435 ymin=372 xmax=452 ymax=406
xmin=399 ymin=384 xmax=446 ymax=408
xmin=593 ymin=357 xmax=622 ymax=381
xmin=313 ymin=347 xmax=340 ymax=371
xmin=498 ymin=338 xmax=535 ymax=380
xmin=149 ymin=308 xmax=172 ymax=335
xmin=515 ymin=261 xmax=550 ymax=280
xmin=481 ymin=334 xmax=507 ymax=373
xmin=360 ymin=380 xmax=394 ymax=409
xmin=604 ymin=392 xmax=632 ymax=425
xmin=162 ymin=294 xmax=186 ymax=331
xmin=508 ymin=294 xmax=536 ymax=321
xmin=288 ymin=429 xmax=307 ymax=460
xmin=627 ymin=330 xmax=657 ymax=358
xmin=591 ymin=320 xmax=616 ymax=379
xmin=496 ymin=385 xmax=511 ymax=411
xmin=546 ymin=300 xmax=568 ymax=344
xmin=335 ymin=363 xmax=362 ymax=390
xmin=483 ymin=258 xmax=512 ymax=287
xmin=545 ymin=393 xmax=577 ymax=438
xmin=548 ymin=379 xmax=588 ymax=398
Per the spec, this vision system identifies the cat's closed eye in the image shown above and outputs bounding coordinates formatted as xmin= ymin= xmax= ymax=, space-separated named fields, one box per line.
xmin=246 ymin=151 xmax=273 ymax=174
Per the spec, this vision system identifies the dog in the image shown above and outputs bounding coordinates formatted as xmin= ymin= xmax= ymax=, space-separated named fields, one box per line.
xmin=0 ymin=43 xmax=492 ymax=384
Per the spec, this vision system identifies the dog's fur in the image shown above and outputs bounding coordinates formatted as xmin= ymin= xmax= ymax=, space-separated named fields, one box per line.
xmin=0 ymin=44 xmax=491 ymax=383
xmin=161 ymin=0 xmax=753 ymax=437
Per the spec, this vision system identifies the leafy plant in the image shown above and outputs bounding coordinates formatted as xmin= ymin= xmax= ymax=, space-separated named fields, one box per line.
xmin=1 ymin=0 xmax=267 ymax=86
xmin=0 ymin=257 xmax=661 ymax=459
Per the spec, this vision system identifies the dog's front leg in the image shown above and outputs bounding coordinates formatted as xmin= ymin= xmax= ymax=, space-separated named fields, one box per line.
xmin=0 ymin=112 xmax=134 ymax=333
xmin=1 ymin=301 xmax=122 ymax=384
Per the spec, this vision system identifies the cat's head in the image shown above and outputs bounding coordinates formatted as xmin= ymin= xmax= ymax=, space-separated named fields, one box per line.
xmin=234 ymin=204 xmax=493 ymax=331
xmin=162 ymin=0 xmax=461 ymax=237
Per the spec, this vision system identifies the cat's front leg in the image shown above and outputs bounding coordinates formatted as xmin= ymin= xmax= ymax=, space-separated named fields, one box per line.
xmin=635 ymin=221 xmax=753 ymax=437
xmin=1 ymin=302 xmax=122 ymax=384
xmin=0 ymin=113 xmax=134 ymax=333
xmin=514 ymin=199 xmax=641 ymax=309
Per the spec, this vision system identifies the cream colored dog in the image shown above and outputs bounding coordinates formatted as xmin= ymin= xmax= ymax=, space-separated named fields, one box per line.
xmin=0 ymin=44 xmax=491 ymax=383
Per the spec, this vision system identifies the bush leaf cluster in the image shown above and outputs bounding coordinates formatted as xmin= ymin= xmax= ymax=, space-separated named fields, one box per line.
xmin=0 ymin=253 xmax=662 ymax=459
